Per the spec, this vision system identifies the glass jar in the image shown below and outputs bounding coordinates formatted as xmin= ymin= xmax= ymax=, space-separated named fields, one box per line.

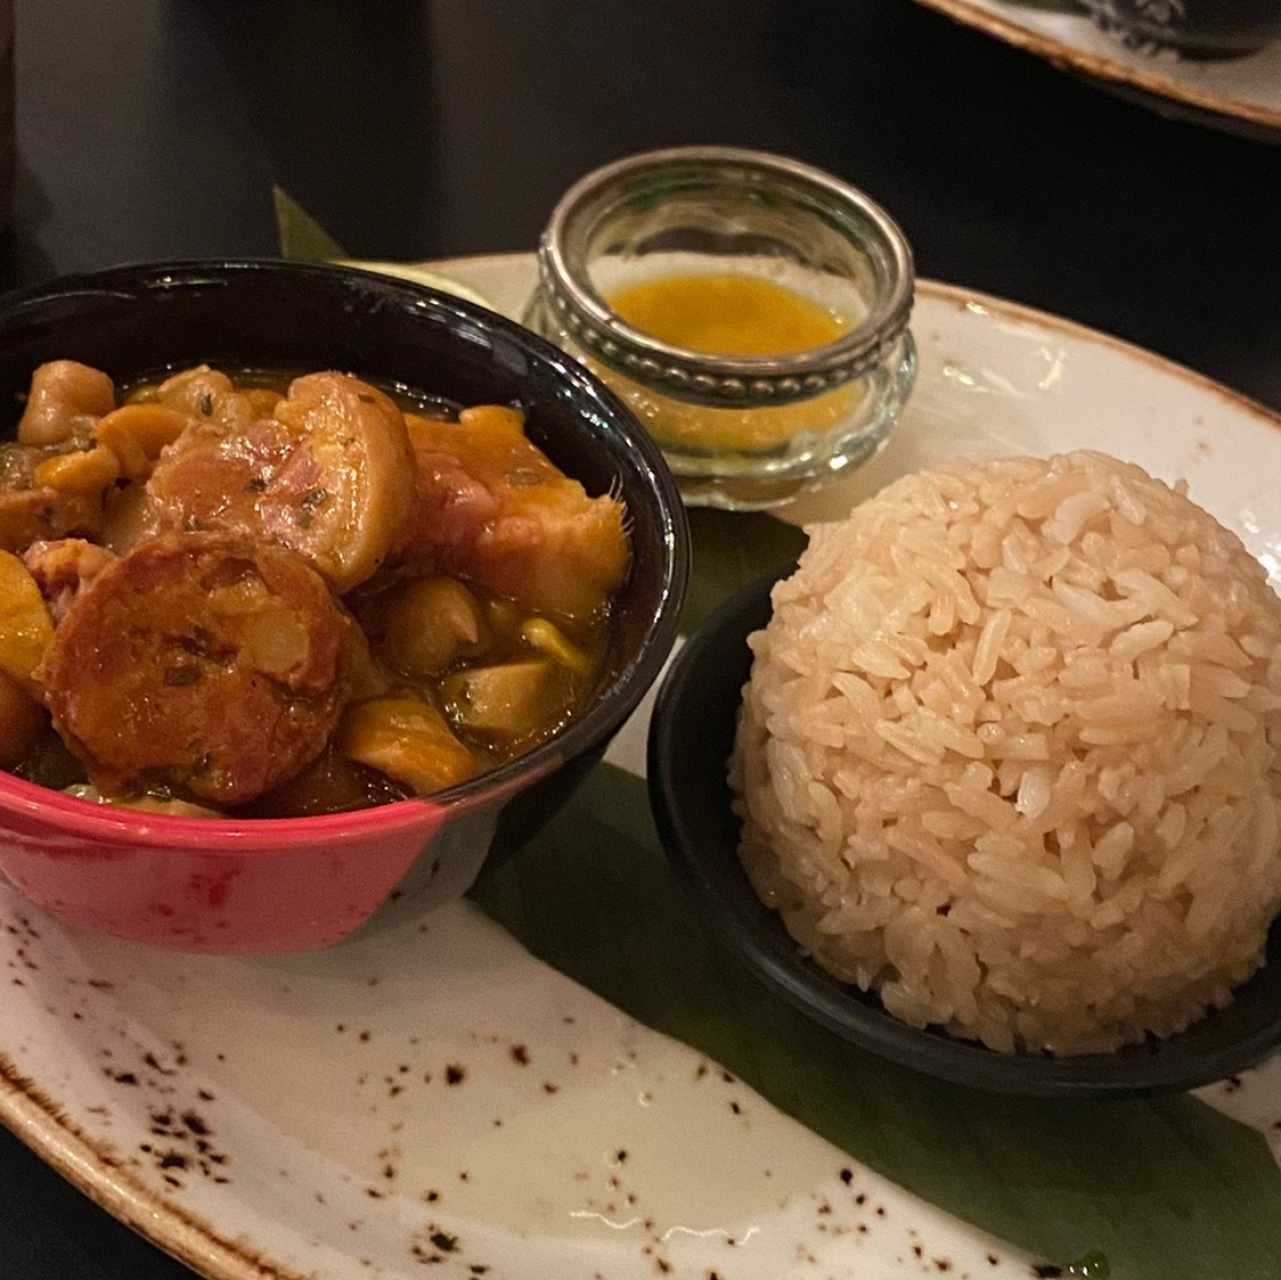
xmin=525 ymin=146 xmax=916 ymax=510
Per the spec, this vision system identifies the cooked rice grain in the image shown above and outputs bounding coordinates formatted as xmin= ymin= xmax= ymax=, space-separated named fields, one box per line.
xmin=730 ymin=452 xmax=1281 ymax=1054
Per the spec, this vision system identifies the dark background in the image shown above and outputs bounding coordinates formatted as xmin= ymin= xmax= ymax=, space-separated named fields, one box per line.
xmin=3 ymin=0 xmax=1279 ymax=1274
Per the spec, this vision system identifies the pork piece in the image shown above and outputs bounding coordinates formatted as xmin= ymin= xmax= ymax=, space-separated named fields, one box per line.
xmin=145 ymin=417 xmax=297 ymax=536
xmin=400 ymin=406 xmax=629 ymax=620
xmin=23 ymin=539 xmax=117 ymax=622
xmin=0 ymin=443 xmax=104 ymax=551
xmin=18 ymin=361 xmax=115 ymax=447
xmin=39 ymin=532 xmax=353 ymax=806
xmin=145 ymin=373 xmax=415 ymax=594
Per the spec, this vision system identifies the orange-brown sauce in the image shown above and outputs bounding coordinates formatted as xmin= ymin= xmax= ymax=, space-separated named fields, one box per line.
xmin=5 ymin=366 xmax=621 ymax=817
xmin=600 ymin=273 xmax=858 ymax=453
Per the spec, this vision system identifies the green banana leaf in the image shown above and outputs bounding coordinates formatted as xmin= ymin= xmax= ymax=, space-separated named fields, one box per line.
xmin=680 ymin=508 xmax=805 ymax=630
xmin=472 ymin=511 xmax=1281 ymax=1280
xmin=272 ymin=184 xmax=347 ymax=261
xmin=274 ymin=196 xmax=1281 ymax=1279
xmin=475 ymin=754 xmax=1281 ymax=1280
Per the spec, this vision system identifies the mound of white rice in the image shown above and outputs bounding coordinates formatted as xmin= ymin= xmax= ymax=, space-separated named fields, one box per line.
xmin=731 ymin=452 xmax=1281 ymax=1055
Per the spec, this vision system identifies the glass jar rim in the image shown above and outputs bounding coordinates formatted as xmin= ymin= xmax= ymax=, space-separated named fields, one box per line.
xmin=537 ymin=146 xmax=915 ymax=408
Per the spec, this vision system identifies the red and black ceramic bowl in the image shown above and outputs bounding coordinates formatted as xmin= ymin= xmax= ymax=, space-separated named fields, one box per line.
xmin=0 ymin=259 xmax=689 ymax=954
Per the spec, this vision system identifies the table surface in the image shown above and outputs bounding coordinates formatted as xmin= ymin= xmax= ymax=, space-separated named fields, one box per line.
xmin=4 ymin=0 xmax=1280 ymax=1274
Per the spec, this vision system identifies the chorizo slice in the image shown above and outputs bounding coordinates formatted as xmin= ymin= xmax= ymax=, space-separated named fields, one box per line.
xmin=40 ymin=532 xmax=353 ymax=806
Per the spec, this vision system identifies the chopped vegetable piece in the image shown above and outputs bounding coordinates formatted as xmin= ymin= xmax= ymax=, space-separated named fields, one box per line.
xmin=0 ymin=550 xmax=54 ymax=683
xmin=442 ymin=659 xmax=561 ymax=740
xmin=520 ymin=617 xmax=592 ymax=675
xmin=386 ymin=577 xmax=487 ymax=676
xmin=33 ymin=446 xmax=121 ymax=497
xmin=340 ymin=621 xmax=390 ymax=701
xmin=245 ymin=388 xmax=283 ymax=417
xmin=121 ymin=795 xmax=223 ymax=817
xmin=340 ymin=694 xmax=477 ymax=793
xmin=63 ymin=784 xmax=222 ymax=818
xmin=94 ymin=404 xmax=192 ymax=463
xmin=18 ymin=361 xmax=115 ymax=447
xmin=94 ymin=419 xmax=150 ymax=479
xmin=486 ymin=596 xmax=521 ymax=637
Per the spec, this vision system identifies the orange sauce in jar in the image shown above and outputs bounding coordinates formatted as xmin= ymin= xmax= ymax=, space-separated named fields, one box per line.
xmin=600 ymin=273 xmax=858 ymax=453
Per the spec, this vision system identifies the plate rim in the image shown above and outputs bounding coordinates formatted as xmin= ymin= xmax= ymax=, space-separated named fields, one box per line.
xmin=0 ymin=1051 xmax=292 ymax=1280
xmin=2 ymin=251 xmax=1280 ymax=1278
xmin=444 ymin=251 xmax=1281 ymax=440
xmin=913 ymin=0 xmax=1281 ymax=134
xmin=914 ymin=276 xmax=1281 ymax=434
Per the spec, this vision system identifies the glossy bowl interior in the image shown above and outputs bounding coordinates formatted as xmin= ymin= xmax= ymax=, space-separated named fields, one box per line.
xmin=648 ymin=574 xmax=1281 ymax=1098
xmin=0 ymin=259 xmax=689 ymax=954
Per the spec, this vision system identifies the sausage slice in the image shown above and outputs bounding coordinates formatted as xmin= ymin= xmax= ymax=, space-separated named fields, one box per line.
xmin=144 ymin=373 xmax=415 ymax=594
xmin=40 ymin=532 xmax=352 ymax=805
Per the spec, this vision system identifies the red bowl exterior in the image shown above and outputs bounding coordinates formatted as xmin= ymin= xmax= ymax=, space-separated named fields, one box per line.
xmin=0 ymin=775 xmax=452 ymax=952
xmin=0 ymin=260 xmax=690 ymax=954
xmin=0 ymin=751 xmax=556 ymax=954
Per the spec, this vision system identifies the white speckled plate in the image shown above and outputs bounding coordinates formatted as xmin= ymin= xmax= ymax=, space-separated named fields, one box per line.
xmin=915 ymin=0 xmax=1281 ymax=139
xmin=3 ymin=253 xmax=1281 ymax=1280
